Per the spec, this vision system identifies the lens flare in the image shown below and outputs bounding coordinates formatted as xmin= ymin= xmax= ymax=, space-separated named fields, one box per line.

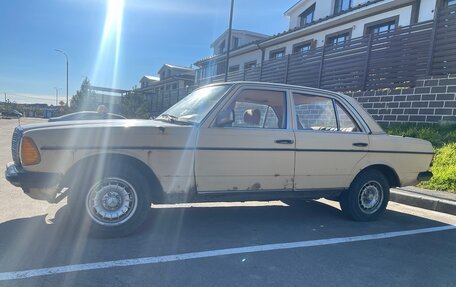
xmin=84 ymin=0 xmax=125 ymax=111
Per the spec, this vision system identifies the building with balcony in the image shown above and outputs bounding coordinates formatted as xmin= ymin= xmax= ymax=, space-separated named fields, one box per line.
xmin=194 ymin=0 xmax=444 ymax=83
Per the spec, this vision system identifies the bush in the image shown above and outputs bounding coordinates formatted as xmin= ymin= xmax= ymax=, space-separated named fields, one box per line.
xmin=384 ymin=123 xmax=456 ymax=192
xmin=419 ymin=143 xmax=456 ymax=193
xmin=384 ymin=123 xmax=456 ymax=148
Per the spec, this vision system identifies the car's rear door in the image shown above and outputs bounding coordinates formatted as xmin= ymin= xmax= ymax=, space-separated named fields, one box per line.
xmin=291 ymin=91 xmax=369 ymax=190
xmin=195 ymin=87 xmax=295 ymax=193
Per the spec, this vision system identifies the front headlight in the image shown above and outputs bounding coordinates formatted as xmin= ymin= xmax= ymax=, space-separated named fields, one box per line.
xmin=21 ymin=136 xmax=41 ymax=166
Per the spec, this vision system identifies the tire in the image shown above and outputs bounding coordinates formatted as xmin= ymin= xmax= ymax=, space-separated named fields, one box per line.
xmin=67 ymin=165 xmax=152 ymax=238
xmin=339 ymin=169 xmax=390 ymax=221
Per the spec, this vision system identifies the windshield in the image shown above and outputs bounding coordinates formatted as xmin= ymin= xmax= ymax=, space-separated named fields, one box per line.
xmin=156 ymin=85 xmax=231 ymax=124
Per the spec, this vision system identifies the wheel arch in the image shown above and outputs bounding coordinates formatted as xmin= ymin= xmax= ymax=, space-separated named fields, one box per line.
xmin=62 ymin=153 xmax=164 ymax=202
xmin=352 ymin=164 xmax=400 ymax=188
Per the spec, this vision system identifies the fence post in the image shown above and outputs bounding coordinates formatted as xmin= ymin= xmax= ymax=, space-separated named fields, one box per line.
xmin=284 ymin=54 xmax=291 ymax=84
xmin=426 ymin=9 xmax=439 ymax=75
xmin=259 ymin=63 xmax=264 ymax=81
xmin=317 ymin=45 xmax=326 ymax=88
xmin=362 ymin=33 xmax=373 ymax=91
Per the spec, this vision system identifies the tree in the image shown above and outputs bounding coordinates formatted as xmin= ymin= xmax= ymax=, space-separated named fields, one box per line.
xmin=70 ymin=77 xmax=97 ymax=112
xmin=120 ymin=90 xmax=150 ymax=119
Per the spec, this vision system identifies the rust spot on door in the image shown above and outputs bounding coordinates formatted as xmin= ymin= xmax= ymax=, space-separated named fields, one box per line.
xmin=250 ymin=182 xmax=261 ymax=190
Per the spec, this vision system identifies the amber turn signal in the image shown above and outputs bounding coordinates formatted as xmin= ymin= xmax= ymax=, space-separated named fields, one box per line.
xmin=21 ymin=137 xmax=41 ymax=166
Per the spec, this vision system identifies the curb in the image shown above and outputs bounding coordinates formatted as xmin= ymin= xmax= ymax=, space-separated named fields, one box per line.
xmin=390 ymin=189 xmax=456 ymax=216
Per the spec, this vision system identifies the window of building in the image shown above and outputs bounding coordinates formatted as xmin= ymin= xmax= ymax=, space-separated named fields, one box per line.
xmin=326 ymin=31 xmax=350 ymax=46
xmin=217 ymin=89 xmax=287 ymax=129
xmin=216 ymin=61 xmax=226 ymax=75
xmin=269 ymin=48 xmax=286 ymax=60
xmin=293 ymin=41 xmax=312 ymax=54
xmin=366 ymin=20 xmax=396 ymax=35
xmin=233 ymin=37 xmax=240 ymax=49
xmin=334 ymin=0 xmax=351 ymax=14
xmin=229 ymin=65 xmax=240 ymax=73
xmin=244 ymin=61 xmax=257 ymax=70
xmin=172 ymin=83 xmax=178 ymax=90
xmin=218 ymin=40 xmax=226 ymax=54
xmin=299 ymin=3 xmax=315 ymax=27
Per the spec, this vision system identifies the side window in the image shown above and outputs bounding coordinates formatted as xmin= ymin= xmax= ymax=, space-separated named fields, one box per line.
xmin=336 ymin=102 xmax=360 ymax=132
xmin=293 ymin=94 xmax=337 ymax=131
xmin=218 ymin=89 xmax=287 ymax=129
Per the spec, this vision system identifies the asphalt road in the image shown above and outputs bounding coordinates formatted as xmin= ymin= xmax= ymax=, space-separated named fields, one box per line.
xmin=1 ymin=118 xmax=455 ymax=287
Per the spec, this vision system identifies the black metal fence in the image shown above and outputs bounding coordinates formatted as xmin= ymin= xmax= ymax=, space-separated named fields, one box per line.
xmin=197 ymin=5 xmax=456 ymax=92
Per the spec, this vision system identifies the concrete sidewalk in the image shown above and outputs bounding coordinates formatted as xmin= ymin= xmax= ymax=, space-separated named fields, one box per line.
xmin=390 ymin=186 xmax=456 ymax=215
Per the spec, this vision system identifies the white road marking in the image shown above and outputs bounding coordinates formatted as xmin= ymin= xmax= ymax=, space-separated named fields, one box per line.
xmin=0 ymin=225 xmax=455 ymax=281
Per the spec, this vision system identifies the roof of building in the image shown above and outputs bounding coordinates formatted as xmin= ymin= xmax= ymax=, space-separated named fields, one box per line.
xmin=157 ymin=64 xmax=195 ymax=74
xmin=142 ymin=75 xmax=160 ymax=82
xmin=210 ymin=29 xmax=269 ymax=48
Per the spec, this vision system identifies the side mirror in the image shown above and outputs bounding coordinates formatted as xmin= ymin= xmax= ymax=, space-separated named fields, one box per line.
xmin=215 ymin=109 xmax=234 ymax=127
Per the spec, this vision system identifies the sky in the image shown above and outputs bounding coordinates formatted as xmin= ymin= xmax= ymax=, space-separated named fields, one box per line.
xmin=0 ymin=0 xmax=297 ymax=105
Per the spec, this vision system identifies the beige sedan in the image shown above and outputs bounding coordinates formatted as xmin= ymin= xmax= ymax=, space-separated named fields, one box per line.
xmin=5 ymin=82 xmax=434 ymax=237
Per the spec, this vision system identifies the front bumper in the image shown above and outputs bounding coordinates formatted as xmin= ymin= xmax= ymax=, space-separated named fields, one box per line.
xmin=5 ymin=162 xmax=61 ymax=188
xmin=417 ymin=171 xmax=433 ymax=182
xmin=5 ymin=162 xmax=61 ymax=201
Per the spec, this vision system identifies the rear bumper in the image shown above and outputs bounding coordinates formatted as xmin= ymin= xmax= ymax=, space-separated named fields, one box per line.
xmin=417 ymin=171 xmax=433 ymax=182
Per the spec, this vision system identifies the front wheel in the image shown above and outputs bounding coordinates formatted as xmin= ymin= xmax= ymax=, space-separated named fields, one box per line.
xmin=68 ymin=167 xmax=152 ymax=237
xmin=339 ymin=170 xmax=390 ymax=221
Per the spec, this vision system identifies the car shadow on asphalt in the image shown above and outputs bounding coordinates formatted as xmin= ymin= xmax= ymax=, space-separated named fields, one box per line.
xmin=0 ymin=199 xmax=450 ymax=273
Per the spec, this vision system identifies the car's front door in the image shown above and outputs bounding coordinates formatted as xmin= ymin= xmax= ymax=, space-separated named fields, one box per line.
xmin=291 ymin=91 xmax=369 ymax=190
xmin=195 ymin=87 xmax=295 ymax=193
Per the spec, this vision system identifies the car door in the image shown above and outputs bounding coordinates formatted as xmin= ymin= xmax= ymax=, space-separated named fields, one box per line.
xmin=292 ymin=91 xmax=369 ymax=190
xmin=195 ymin=87 xmax=295 ymax=193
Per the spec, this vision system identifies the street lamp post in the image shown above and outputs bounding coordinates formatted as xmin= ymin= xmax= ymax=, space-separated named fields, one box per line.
xmin=54 ymin=49 xmax=69 ymax=107
xmin=54 ymin=87 xmax=59 ymax=106
xmin=224 ymin=0 xmax=235 ymax=82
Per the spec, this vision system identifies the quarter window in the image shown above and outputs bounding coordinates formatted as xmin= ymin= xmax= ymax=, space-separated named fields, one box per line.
xmin=218 ymin=89 xmax=287 ymax=129
xmin=336 ymin=103 xmax=360 ymax=132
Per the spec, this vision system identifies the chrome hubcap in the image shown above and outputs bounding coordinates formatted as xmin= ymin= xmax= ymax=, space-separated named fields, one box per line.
xmin=85 ymin=177 xmax=138 ymax=226
xmin=358 ymin=180 xmax=383 ymax=214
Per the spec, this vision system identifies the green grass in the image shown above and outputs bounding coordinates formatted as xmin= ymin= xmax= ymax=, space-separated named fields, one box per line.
xmin=383 ymin=123 xmax=456 ymax=148
xmin=383 ymin=123 xmax=456 ymax=192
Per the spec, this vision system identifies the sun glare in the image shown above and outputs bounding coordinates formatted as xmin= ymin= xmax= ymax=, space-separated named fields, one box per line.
xmin=90 ymin=0 xmax=125 ymax=101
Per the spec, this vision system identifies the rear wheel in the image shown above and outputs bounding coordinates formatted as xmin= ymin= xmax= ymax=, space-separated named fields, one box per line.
xmin=68 ymin=166 xmax=152 ymax=237
xmin=340 ymin=170 xmax=390 ymax=221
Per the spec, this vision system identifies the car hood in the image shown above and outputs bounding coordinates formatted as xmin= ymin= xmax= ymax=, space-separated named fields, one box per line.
xmin=18 ymin=119 xmax=184 ymax=132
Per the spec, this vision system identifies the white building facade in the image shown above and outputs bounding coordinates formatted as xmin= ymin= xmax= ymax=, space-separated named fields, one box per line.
xmin=195 ymin=0 xmax=445 ymax=82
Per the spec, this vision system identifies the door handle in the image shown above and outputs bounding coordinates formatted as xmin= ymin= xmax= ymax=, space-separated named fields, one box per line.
xmin=352 ymin=142 xmax=368 ymax=147
xmin=275 ymin=139 xmax=294 ymax=144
